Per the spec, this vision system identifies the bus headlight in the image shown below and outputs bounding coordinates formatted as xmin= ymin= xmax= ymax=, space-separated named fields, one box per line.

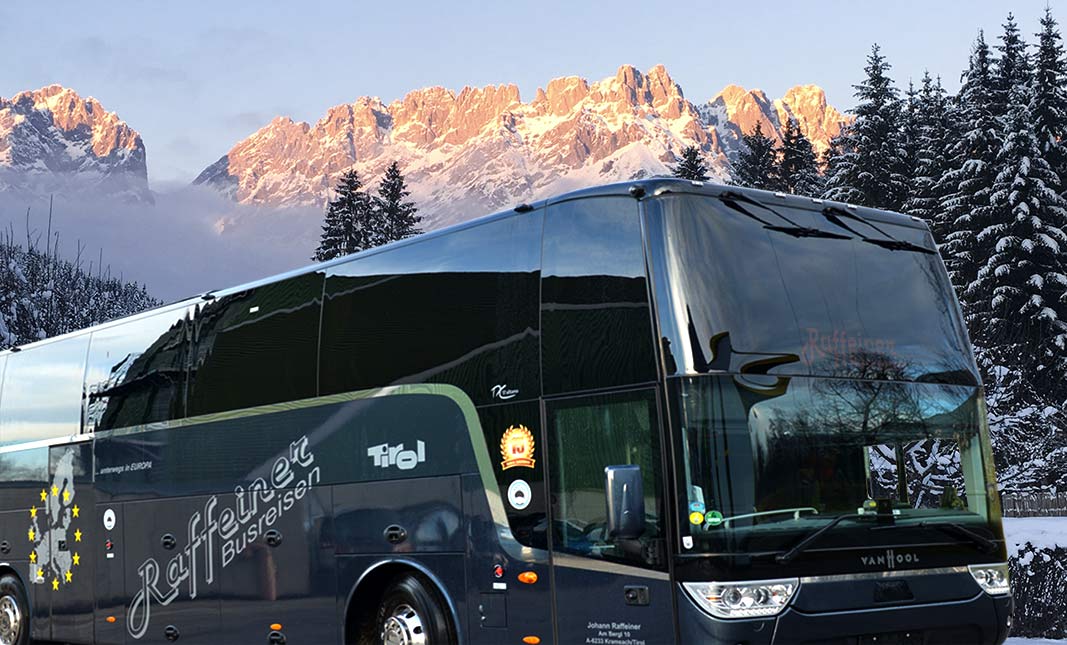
xmin=682 ymin=578 xmax=799 ymax=619
xmin=968 ymin=563 xmax=1010 ymax=596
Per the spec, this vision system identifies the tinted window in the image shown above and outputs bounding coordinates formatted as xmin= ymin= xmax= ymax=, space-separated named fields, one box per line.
xmin=645 ymin=194 xmax=976 ymax=384
xmin=321 ymin=212 xmax=542 ymax=404
xmin=0 ymin=336 xmax=89 ymax=445
xmin=85 ymin=307 xmax=193 ymax=432
xmin=187 ymin=272 xmax=323 ymax=416
xmin=541 ymin=197 xmax=657 ymax=394
xmin=546 ymin=389 xmax=665 ymax=569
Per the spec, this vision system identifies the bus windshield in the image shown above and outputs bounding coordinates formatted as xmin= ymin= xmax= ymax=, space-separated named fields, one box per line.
xmin=644 ymin=193 xmax=978 ymax=385
xmin=671 ymin=374 xmax=999 ymax=556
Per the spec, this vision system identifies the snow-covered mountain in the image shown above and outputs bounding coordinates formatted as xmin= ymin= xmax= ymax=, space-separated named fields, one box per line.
xmin=0 ymin=85 xmax=151 ymax=203
xmin=194 ymin=65 xmax=847 ymax=227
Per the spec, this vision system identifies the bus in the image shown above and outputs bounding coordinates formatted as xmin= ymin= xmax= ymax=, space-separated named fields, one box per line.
xmin=0 ymin=178 xmax=1011 ymax=645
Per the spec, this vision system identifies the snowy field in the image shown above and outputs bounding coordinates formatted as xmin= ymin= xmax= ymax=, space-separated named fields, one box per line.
xmin=1002 ymin=517 xmax=1067 ymax=550
xmin=1006 ymin=639 xmax=1066 ymax=644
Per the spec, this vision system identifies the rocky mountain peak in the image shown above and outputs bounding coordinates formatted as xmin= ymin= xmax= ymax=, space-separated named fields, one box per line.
xmin=191 ymin=66 xmax=847 ymax=225
xmin=0 ymin=85 xmax=150 ymax=202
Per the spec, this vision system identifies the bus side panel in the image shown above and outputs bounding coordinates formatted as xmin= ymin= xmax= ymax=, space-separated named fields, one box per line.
xmin=217 ymin=486 xmax=336 ymax=645
xmin=122 ymin=496 xmax=221 ymax=645
xmin=0 ymin=445 xmax=50 ymax=642
xmin=333 ymin=477 xmax=465 ymax=554
xmin=94 ymin=502 xmax=126 ymax=644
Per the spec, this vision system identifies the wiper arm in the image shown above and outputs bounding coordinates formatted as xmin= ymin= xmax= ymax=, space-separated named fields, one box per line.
xmin=872 ymin=521 xmax=998 ymax=554
xmin=718 ymin=192 xmax=851 ymax=240
xmin=776 ymin=514 xmax=870 ymax=564
xmin=821 ymin=205 xmax=937 ymax=255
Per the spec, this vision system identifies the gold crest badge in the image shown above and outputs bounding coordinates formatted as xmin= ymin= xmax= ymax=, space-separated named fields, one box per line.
xmin=500 ymin=425 xmax=536 ymax=470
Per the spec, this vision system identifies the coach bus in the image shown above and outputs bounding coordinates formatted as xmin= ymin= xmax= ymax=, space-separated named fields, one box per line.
xmin=0 ymin=179 xmax=1011 ymax=644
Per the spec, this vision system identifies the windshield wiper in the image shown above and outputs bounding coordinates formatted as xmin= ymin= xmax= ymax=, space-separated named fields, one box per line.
xmin=872 ymin=521 xmax=998 ymax=554
xmin=718 ymin=192 xmax=852 ymax=240
xmin=776 ymin=514 xmax=871 ymax=564
xmin=820 ymin=205 xmax=937 ymax=255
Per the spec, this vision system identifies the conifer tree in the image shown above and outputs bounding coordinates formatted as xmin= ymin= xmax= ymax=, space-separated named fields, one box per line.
xmin=994 ymin=13 xmax=1033 ymax=119
xmin=375 ymin=161 xmax=422 ymax=244
xmin=905 ymin=73 xmax=955 ymax=239
xmin=777 ymin=118 xmax=823 ymax=196
xmin=672 ymin=145 xmax=710 ymax=181
xmin=313 ymin=170 xmax=375 ymax=261
xmin=899 ymin=80 xmax=922 ymax=196
xmin=979 ymin=80 xmax=1067 ymax=392
xmin=822 ymin=44 xmax=908 ymax=210
xmin=936 ymin=32 xmax=1002 ymax=298
xmin=1031 ymin=7 xmax=1067 ymax=194
xmin=731 ymin=122 xmax=781 ymax=190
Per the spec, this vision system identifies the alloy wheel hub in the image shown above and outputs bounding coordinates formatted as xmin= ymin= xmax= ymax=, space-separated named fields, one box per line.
xmin=381 ymin=603 xmax=426 ymax=645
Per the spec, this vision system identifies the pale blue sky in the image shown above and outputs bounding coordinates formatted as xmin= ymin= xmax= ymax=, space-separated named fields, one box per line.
xmin=1 ymin=1 xmax=1058 ymax=186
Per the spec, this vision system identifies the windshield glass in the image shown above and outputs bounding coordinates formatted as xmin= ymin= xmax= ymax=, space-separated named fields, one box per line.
xmin=672 ymin=374 xmax=1000 ymax=555
xmin=644 ymin=193 xmax=978 ymax=384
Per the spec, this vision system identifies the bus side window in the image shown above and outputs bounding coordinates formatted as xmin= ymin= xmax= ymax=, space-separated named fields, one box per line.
xmin=546 ymin=389 xmax=665 ymax=569
xmin=84 ymin=307 xmax=194 ymax=432
xmin=541 ymin=196 xmax=657 ymax=395
xmin=0 ymin=335 xmax=90 ymax=445
xmin=186 ymin=272 xmax=323 ymax=416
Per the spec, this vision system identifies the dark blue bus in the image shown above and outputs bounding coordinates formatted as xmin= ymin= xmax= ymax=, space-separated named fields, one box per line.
xmin=0 ymin=179 xmax=1011 ymax=644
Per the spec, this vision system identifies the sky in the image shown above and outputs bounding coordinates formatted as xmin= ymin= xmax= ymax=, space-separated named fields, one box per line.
xmin=1 ymin=0 xmax=1059 ymax=188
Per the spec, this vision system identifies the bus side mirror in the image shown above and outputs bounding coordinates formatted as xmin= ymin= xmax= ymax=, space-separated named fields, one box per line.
xmin=605 ymin=465 xmax=646 ymax=539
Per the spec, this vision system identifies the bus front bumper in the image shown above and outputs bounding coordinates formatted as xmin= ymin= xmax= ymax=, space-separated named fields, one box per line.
xmin=678 ymin=585 xmax=1013 ymax=644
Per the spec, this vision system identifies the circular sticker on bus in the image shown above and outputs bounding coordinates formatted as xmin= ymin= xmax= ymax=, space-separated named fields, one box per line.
xmin=103 ymin=508 xmax=116 ymax=531
xmin=507 ymin=479 xmax=532 ymax=510
xmin=706 ymin=510 xmax=724 ymax=527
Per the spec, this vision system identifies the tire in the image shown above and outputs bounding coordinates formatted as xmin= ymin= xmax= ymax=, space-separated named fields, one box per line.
xmin=373 ymin=573 xmax=454 ymax=645
xmin=0 ymin=574 xmax=28 ymax=645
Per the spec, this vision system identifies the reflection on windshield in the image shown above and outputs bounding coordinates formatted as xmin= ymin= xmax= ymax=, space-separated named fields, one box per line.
xmin=646 ymin=194 xmax=978 ymax=384
xmin=674 ymin=374 xmax=997 ymax=555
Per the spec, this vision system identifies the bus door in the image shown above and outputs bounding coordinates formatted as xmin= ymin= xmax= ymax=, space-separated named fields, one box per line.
xmin=544 ymin=388 xmax=674 ymax=645
xmin=42 ymin=440 xmax=95 ymax=643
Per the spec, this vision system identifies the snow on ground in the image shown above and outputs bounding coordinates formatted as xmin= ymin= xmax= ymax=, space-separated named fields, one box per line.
xmin=1002 ymin=517 xmax=1067 ymax=551
xmin=1005 ymin=639 xmax=1066 ymax=644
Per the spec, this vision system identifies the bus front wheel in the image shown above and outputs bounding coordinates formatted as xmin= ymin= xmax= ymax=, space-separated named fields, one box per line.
xmin=374 ymin=573 xmax=454 ymax=645
xmin=0 ymin=574 xmax=28 ymax=645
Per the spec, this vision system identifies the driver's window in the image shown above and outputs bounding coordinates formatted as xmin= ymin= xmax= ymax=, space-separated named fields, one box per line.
xmin=547 ymin=389 xmax=665 ymax=568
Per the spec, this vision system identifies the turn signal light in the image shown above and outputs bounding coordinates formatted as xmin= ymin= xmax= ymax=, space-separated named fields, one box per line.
xmin=517 ymin=571 xmax=538 ymax=584
xmin=106 ymin=616 xmax=116 ymax=624
xmin=523 ymin=637 xmax=541 ymax=644
xmin=270 ymin=623 xmax=283 ymax=631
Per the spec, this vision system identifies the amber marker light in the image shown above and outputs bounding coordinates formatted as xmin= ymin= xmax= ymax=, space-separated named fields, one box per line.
xmin=106 ymin=616 xmax=116 ymax=624
xmin=522 ymin=637 xmax=541 ymax=644
xmin=517 ymin=571 xmax=538 ymax=584
xmin=270 ymin=623 xmax=283 ymax=631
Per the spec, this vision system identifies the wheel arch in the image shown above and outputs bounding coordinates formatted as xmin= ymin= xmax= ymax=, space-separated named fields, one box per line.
xmin=343 ymin=558 xmax=464 ymax=645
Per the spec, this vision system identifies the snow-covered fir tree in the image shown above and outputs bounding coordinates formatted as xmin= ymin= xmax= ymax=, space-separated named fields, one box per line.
xmin=994 ymin=13 xmax=1033 ymax=119
xmin=1031 ymin=7 xmax=1067 ymax=194
xmin=777 ymin=118 xmax=823 ymax=196
xmin=900 ymin=80 xmax=922 ymax=196
xmin=822 ymin=44 xmax=909 ymax=210
xmin=905 ymin=73 xmax=955 ymax=238
xmin=672 ymin=145 xmax=710 ymax=181
xmin=314 ymin=170 xmax=376 ymax=261
xmin=730 ymin=122 xmax=781 ymax=190
xmin=375 ymin=161 xmax=422 ymax=244
xmin=979 ymin=80 xmax=1067 ymax=393
xmin=936 ymin=32 xmax=1002 ymax=300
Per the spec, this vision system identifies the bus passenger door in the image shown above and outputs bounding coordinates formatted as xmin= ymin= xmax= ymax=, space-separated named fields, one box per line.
xmin=545 ymin=389 xmax=674 ymax=645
